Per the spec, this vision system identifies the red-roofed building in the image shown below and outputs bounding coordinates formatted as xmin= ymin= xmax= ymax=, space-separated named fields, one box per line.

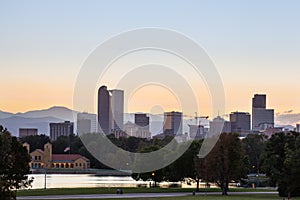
xmin=27 ymin=142 xmax=90 ymax=169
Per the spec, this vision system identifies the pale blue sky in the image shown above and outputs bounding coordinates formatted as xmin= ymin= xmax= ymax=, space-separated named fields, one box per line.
xmin=0 ymin=0 xmax=299 ymax=118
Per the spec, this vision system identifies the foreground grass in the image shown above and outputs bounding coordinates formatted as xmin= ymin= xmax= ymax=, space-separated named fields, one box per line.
xmin=127 ymin=195 xmax=299 ymax=200
xmin=34 ymin=194 xmax=300 ymax=200
xmin=17 ymin=187 xmax=275 ymax=196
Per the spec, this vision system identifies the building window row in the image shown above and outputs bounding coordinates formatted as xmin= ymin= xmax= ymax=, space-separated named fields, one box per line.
xmin=31 ymin=163 xmax=42 ymax=168
xmin=32 ymin=156 xmax=42 ymax=161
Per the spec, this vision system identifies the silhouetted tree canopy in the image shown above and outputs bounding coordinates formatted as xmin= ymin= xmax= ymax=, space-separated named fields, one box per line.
xmin=0 ymin=125 xmax=33 ymax=199
xmin=261 ymin=132 xmax=300 ymax=197
xmin=20 ymin=134 xmax=50 ymax=152
xmin=195 ymin=133 xmax=247 ymax=195
xmin=242 ymin=134 xmax=266 ymax=174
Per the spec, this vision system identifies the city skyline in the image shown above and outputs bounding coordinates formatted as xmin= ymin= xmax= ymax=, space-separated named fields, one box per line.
xmin=1 ymin=91 xmax=299 ymax=127
xmin=1 ymin=92 xmax=299 ymax=139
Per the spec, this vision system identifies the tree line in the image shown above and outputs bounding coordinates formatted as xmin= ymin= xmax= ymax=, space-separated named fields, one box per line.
xmin=1 ymin=125 xmax=300 ymax=198
xmin=20 ymin=131 xmax=300 ymax=197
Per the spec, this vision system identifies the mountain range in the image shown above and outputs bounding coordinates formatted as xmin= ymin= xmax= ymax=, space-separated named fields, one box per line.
xmin=0 ymin=106 xmax=173 ymax=137
xmin=0 ymin=106 xmax=76 ymax=136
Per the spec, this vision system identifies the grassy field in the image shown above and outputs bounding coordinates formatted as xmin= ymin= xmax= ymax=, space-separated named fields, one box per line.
xmin=28 ymin=194 xmax=300 ymax=200
xmin=17 ymin=187 xmax=276 ymax=196
xmin=120 ymin=195 xmax=300 ymax=200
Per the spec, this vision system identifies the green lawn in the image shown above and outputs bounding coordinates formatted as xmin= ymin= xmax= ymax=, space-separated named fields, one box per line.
xmin=125 ymin=195 xmax=300 ymax=200
xmin=31 ymin=195 xmax=300 ymax=200
xmin=17 ymin=187 xmax=275 ymax=196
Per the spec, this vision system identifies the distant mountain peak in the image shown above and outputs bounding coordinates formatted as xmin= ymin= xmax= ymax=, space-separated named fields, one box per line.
xmin=0 ymin=106 xmax=76 ymax=136
xmin=48 ymin=106 xmax=72 ymax=110
xmin=0 ymin=110 xmax=14 ymax=119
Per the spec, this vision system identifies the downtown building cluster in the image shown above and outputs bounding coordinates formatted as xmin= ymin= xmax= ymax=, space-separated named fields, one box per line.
xmin=208 ymin=94 xmax=275 ymax=137
xmin=18 ymin=90 xmax=298 ymax=141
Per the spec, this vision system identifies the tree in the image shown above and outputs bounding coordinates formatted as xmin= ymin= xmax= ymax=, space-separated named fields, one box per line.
xmin=261 ymin=132 xmax=300 ymax=197
xmin=132 ymin=145 xmax=164 ymax=187
xmin=0 ymin=126 xmax=33 ymax=199
xmin=282 ymin=135 xmax=300 ymax=197
xmin=78 ymin=145 xmax=111 ymax=169
xmin=52 ymin=136 xmax=70 ymax=154
xmin=260 ymin=132 xmax=287 ymax=187
xmin=242 ymin=134 xmax=266 ymax=174
xmin=195 ymin=133 xmax=246 ymax=195
xmin=163 ymin=140 xmax=203 ymax=191
xmin=132 ymin=139 xmax=203 ymax=189
xmin=20 ymin=134 xmax=50 ymax=152
xmin=52 ymin=134 xmax=83 ymax=154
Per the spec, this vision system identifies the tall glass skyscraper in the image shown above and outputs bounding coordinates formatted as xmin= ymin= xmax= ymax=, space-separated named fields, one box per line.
xmin=109 ymin=89 xmax=124 ymax=131
xmin=97 ymin=86 xmax=124 ymax=134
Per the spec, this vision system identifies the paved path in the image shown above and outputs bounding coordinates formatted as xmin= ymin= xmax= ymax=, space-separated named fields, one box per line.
xmin=18 ymin=191 xmax=278 ymax=199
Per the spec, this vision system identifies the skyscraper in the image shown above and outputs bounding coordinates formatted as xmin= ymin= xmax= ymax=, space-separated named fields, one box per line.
xmin=163 ymin=111 xmax=182 ymax=135
xmin=252 ymin=94 xmax=266 ymax=109
xmin=135 ymin=113 xmax=150 ymax=129
xmin=98 ymin=86 xmax=111 ymax=134
xmin=77 ymin=112 xmax=97 ymax=135
xmin=97 ymin=86 xmax=124 ymax=134
xmin=252 ymin=94 xmax=274 ymax=131
xmin=109 ymin=89 xmax=124 ymax=131
xmin=230 ymin=112 xmax=251 ymax=133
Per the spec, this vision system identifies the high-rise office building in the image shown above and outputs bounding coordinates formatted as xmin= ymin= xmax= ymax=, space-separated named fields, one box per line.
xmin=50 ymin=121 xmax=74 ymax=141
xmin=252 ymin=94 xmax=266 ymax=109
xmin=230 ymin=112 xmax=251 ymax=133
xmin=77 ymin=119 xmax=91 ymax=135
xmin=109 ymin=89 xmax=124 ymax=131
xmin=163 ymin=111 xmax=183 ymax=135
xmin=135 ymin=114 xmax=150 ymax=129
xmin=98 ymin=86 xmax=111 ymax=134
xmin=252 ymin=94 xmax=274 ymax=131
xmin=77 ymin=112 xmax=97 ymax=135
xmin=97 ymin=85 xmax=124 ymax=135
xmin=19 ymin=128 xmax=38 ymax=138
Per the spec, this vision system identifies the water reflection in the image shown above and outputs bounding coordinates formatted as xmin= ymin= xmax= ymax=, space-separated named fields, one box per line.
xmin=28 ymin=174 xmax=148 ymax=189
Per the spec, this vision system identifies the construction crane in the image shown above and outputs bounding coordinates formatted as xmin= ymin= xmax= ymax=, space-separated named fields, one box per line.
xmin=183 ymin=112 xmax=209 ymax=126
xmin=194 ymin=112 xmax=209 ymax=126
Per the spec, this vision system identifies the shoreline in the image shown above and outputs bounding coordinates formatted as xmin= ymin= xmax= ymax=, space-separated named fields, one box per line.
xmin=30 ymin=168 xmax=132 ymax=176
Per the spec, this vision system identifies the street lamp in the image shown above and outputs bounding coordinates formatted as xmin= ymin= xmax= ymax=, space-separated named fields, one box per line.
xmin=152 ymin=172 xmax=155 ymax=187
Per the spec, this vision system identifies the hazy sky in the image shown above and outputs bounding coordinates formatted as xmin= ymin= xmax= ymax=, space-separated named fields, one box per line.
xmin=1 ymin=0 xmax=299 ymax=119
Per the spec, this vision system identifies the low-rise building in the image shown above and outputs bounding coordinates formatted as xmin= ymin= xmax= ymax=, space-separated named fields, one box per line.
xmin=124 ymin=121 xmax=151 ymax=139
xmin=209 ymin=116 xmax=231 ymax=136
xmin=263 ymin=127 xmax=284 ymax=138
xmin=24 ymin=142 xmax=90 ymax=169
